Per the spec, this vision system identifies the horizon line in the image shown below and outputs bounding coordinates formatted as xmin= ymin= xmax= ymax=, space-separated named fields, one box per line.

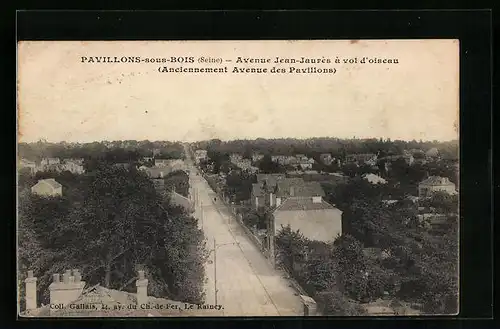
xmin=18 ymin=136 xmax=459 ymax=144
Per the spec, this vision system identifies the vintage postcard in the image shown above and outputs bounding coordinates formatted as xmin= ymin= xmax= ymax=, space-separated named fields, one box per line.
xmin=17 ymin=40 xmax=459 ymax=317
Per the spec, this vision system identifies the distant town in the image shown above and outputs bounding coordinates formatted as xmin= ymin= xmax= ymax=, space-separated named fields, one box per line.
xmin=18 ymin=137 xmax=459 ymax=316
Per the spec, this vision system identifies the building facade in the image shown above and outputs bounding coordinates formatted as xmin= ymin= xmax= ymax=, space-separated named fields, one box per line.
xmin=418 ymin=176 xmax=457 ymax=198
xmin=31 ymin=178 xmax=63 ymax=197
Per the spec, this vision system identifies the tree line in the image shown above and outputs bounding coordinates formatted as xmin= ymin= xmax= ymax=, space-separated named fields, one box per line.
xmin=193 ymin=138 xmax=458 ymax=161
xmin=18 ymin=163 xmax=206 ymax=311
xmin=18 ymin=140 xmax=186 ymax=162
xmin=275 ymin=178 xmax=459 ymax=315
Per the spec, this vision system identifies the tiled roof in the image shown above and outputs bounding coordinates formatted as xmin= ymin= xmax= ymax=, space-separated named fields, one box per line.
xmin=169 ymin=191 xmax=193 ymax=212
xmin=363 ymin=173 xmax=387 ymax=184
xmin=275 ymin=197 xmax=335 ymax=211
xmin=256 ymin=174 xmax=285 ymax=187
xmin=419 ymin=176 xmax=454 ymax=186
xmin=276 ymin=179 xmax=325 ymax=197
xmin=426 ymin=148 xmax=439 ymax=156
xmin=36 ymin=178 xmax=62 ymax=189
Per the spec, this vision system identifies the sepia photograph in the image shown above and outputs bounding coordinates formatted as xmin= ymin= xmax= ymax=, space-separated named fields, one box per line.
xmin=17 ymin=40 xmax=459 ymax=317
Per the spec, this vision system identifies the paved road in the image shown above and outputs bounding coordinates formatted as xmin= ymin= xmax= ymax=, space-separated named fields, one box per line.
xmin=186 ymin=161 xmax=304 ymax=316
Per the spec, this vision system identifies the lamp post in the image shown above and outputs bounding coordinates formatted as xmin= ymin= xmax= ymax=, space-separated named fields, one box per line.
xmin=210 ymin=239 xmax=238 ymax=305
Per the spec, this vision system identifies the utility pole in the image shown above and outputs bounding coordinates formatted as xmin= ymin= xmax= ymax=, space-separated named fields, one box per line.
xmin=211 ymin=240 xmax=237 ymax=306
xmin=214 ymin=238 xmax=217 ymax=305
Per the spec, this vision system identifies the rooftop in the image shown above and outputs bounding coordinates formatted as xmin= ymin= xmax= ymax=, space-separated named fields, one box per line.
xmin=275 ymin=197 xmax=335 ymax=211
xmin=276 ymin=179 xmax=325 ymax=198
xmin=256 ymin=174 xmax=286 ymax=188
xmin=34 ymin=178 xmax=62 ymax=189
xmin=419 ymin=176 xmax=454 ymax=186
xmin=363 ymin=173 xmax=387 ymax=185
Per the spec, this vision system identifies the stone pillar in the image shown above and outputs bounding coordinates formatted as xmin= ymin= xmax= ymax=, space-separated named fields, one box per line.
xmin=25 ymin=270 xmax=37 ymax=311
xmin=49 ymin=269 xmax=85 ymax=307
xmin=136 ymin=270 xmax=149 ymax=306
xmin=300 ymin=295 xmax=318 ymax=316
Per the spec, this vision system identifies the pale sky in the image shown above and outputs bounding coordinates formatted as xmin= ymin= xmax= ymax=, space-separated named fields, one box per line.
xmin=17 ymin=40 xmax=459 ymax=143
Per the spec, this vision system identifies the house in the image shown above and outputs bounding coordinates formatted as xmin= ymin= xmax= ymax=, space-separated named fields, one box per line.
xmin=268 ymin=178 xmax=343 ymax=242
xmin=19 ymin=159 xmax=38 ymax=175
xmin=67 ymin=158 xmax=84 ymax=165
xmin=140 ymin=166 xmax=168 ymax=179
xmin=114 ymin=163 xmax=132 ymax=170
xmin=31 ymin=178 xmax=62 ymax=197
xmin=401 ymin=151 xmax=416 ymax=165
xmin=154 ymin=158 xmax=171 ymax=168
xmin=417 ymin=214 xmax=451 ymax=233
xmin=252 ymin=153 xmax=264 ymax=163
xmin=418 ymin=176 xmax=457 ymax=198
xmin=405 ymin=195 xmax=420 ymax=203
xmin=61 ymin=159 xmax=85 ymax=174
xmin=251 ymin=174 xmax=286 ymax=209
xmin=20 ymin=269 xmax=220 ymax=317
xmin=256 ymin=174 xmax=286 ymax=186
xmin=295 ymin=154 xmax=307 ymax=161
xmin=166 ymin=159 xmax=186 ymax=172
xmin=298 ymin=161 xmax=313 ymax=170
xmin=194 ymin=149 xmax=208 ymax=163
xmin=272 ymin=179 xmax=325 ymax=207
xmin=425 ymin=147 xmax=439 ymax=158
xmin=168 ymin=190 xmax=194 ymax=213
xmin=362 ymin=173 xmax=387 ymax=185
xmin=319 ymin=153 xmax=333 ymax=165
xmin=380 ymin=154 xmax=414 ymax=166
xmin=272 ymin=197 xmax=343 ymax=242
xmin=381 ymin=199 xmax=398 ymax=207
xmin=345 ymin=153 xmax=377 ymax=166
xmin=271 ymin=155 xmax=297 ymax=166
xmin=230 ymin=154 xmax=253 ymax=171
xmin=41 ymin=158 xmax=60 ymax=166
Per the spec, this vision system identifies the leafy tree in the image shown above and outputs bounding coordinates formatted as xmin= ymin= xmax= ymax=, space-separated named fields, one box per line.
xmin=164 ymin=170 xmax=190 ymax=197
xmin=316 ymin=291 xmax=367 ymax=316
xmin=275 ymin=226 xmax=307 ymax=272
xmin=332 ymin=235 xmax=370 ymax=301
xmin=242 ymin=146 xmax=253 ymax=160
xmin=258 ymin=154 xmax=286 ymax=174
xmin=341 ymin=163 xmax=359 ymax=178
xmin=225 ymin=170 xmax=255 ymax=203
xmin=302 ymin=242 xmax=337 ymax=293
xmin=421 ymin=191 xmax=458 ymax=214
xmin=18 ymin=164 xmax=207 ymax=306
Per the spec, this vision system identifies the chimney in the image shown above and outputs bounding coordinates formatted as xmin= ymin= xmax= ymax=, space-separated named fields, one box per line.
xmin=49 ymin=269 xmax=85 ymax=307
xmin=25 ymin=270 xmax=37 ymax=311
xmin=136 ymin=270 xmax=148 ymax=306
xmin=269 ymin=192 xmax=275 ymax=207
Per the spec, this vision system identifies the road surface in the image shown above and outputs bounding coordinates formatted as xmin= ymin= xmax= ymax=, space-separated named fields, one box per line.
xmin=185 ymin=155 xmax=304 ymax=316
